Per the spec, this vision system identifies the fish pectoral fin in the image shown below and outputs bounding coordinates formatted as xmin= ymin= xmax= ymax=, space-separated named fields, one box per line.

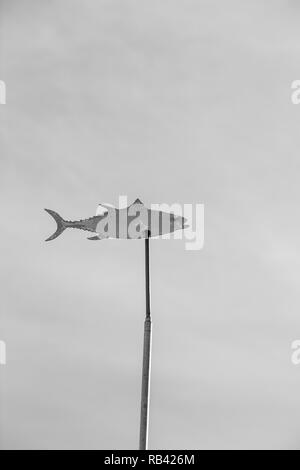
xmin=87 ymin=232 xmax=109 ymax=241
xmin=87 ymin=235 xmax=106 ymax=241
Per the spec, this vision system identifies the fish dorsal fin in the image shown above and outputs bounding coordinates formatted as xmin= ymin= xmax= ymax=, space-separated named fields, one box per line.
xmin=129 ymin=198 xmax=144 ymax=207
xmin=96 ymin=203 xmax=115 ymax=216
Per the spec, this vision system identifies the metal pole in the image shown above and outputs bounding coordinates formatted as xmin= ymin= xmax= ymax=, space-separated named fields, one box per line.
xmin=139 ymin=233 xmax=152 ymax=450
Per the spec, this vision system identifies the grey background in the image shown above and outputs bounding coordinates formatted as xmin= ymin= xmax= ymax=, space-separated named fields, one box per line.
xmin=1 ymin=0 xmax=300 ymax=450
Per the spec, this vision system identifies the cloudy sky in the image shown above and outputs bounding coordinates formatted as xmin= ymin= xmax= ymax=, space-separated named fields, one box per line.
xmin=1 ymin=0 xmax=300 ymax=450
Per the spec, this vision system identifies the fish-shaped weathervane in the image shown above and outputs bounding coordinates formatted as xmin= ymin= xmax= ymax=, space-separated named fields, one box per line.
xmin=45 ymin=198 xmax=188 ymax=242
xmin=44 ymin=197 xmax=189 ymax=451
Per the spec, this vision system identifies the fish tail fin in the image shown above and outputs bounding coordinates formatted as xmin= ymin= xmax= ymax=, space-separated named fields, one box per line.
xmin=44 ymin=209 xmax=68 ymax=241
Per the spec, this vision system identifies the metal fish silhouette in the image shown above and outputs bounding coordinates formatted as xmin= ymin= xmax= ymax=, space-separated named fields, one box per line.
xmin=45 ymin=199 xmax=188 ymax=242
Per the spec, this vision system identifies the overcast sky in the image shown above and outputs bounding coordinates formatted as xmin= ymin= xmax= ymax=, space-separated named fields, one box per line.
xmin=1 ymin=0 xmax=300 ymax=450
